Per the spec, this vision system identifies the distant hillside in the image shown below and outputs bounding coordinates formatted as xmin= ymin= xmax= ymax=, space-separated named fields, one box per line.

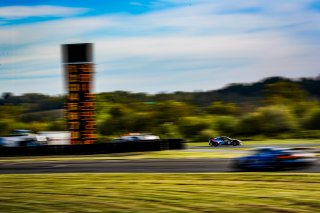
xmin=1 ymin=76 xmax=319 ymax=109
xmin=150 ymin=76 xmax=320 ymax=106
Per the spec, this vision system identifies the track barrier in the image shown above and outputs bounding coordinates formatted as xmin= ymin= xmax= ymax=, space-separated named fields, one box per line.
xmin=0 ymin=139 xmax=185 ymax=157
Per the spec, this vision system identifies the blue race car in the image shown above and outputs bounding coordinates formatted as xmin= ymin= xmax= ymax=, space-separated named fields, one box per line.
xmin=232 ymin=147 xmax=316 ymax=171
xmin=209 ymin=136 xmax=242 ymax=147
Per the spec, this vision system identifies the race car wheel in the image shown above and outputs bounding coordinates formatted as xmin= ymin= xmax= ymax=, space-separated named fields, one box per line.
xmin=232 ymin=141 xmax=238 ymax=146
xmin=213 ymin=142 xmax=219 ymax=147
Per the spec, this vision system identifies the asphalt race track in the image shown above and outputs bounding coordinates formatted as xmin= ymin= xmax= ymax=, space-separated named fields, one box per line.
xmin=0 ymin=158 xmax=319 ymax=174
xmin=0 ymin=144 xmax=319 ymax=174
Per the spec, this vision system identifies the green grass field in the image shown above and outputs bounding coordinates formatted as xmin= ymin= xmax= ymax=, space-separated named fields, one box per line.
xmin=0 ymin=173 xmax=319 ymax=213
xmin=0 ymin=150 xmax=244 ymax=162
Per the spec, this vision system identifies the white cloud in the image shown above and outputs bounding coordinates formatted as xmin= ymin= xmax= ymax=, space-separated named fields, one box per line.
xmin=130 ymin=2 xmax=145 ymax=7
xmin=0 ymin=5 xmax=88 ymax=19
xmin=0 ymin=0 xmax=319 ymax=94
xmin=0 ymin=76 xmax=65 ymax=95
xmin=0 ymin=15 xmax=120 ymax=47
xmin=95 ymin=33 xmax=310 ymax=60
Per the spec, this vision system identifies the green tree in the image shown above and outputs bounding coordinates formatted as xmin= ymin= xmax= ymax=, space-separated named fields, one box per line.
xmin=121 ymin=112 xmax=154 ymax=133
xmin=238 ymin=105 xmax=297 ymax=135
xmin=98 ymin=118 xmax=126 ymax=136
xmin=198 ymin=129 xmax=218 ymax=140
xmin=207 ymin=101 xmax=239 ymax=115
xmin=48 ymin=119 xmax=67 ymax=131
xmin=290 ymin=101 xmax=319 ymax=118
xmin=156 ymin=123 xmax=182 ymax=139
xmin=0 ymin=119 xmax=15 ymax=135
xmin=303 ymin=109 xmax=320 ymax=130
xmin=153 ymin=101 xmax=194 ymax=124
xmin=178 ymin=117 xmax=211 ymax=141
xmin=237 ymin=112 xmax=261 ymax=135
xmin=215 ymin=116 xmax=239 ymax=136
xmin=0 ymin=105 xmax=24 ymax=119
xmin=264 ymin=81 xmax=307 ymax=105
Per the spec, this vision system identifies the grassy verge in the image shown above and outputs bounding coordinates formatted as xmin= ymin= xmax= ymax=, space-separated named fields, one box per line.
xmin=0 ymin=150 xmax=245 ymax=162
xmin=0 ymin=173 xmax=319 ymax=212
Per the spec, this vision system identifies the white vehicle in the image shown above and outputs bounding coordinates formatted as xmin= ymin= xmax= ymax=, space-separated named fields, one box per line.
xmin=0 ymin=130 xmax=43 ymax=147
xmin=37 ymin=131 xmax=71 ymax=145
xmin=0 ymin=130 xmax=71 ymax=147
xmin=112 ymin=133 xmax=160 ymax=142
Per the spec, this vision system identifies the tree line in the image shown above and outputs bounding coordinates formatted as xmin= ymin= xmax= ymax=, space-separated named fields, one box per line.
xmin=0 ymin=76 xmax=319 ymax=141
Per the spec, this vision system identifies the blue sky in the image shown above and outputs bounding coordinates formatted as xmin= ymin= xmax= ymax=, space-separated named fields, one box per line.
xmin=0 ymin=0 xmax=320 ymax=95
